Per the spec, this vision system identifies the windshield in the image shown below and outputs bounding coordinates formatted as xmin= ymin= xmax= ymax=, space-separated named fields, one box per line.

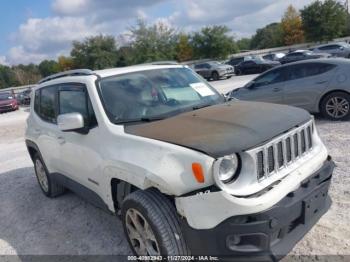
xmin=208 ymin=61 xmax=221 ymax=66
xmin=0 ymin=93 xmax=13 ymax=101
xmin=98 ymin=67 xmax=224 ymax=124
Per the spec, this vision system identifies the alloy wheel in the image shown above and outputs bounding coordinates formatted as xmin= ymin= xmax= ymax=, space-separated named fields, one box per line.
xmin=325 ymin=96 xmax=350 ymax=119
xmin=35 ymin=159 xmax=49 ymax=192
xmin=125 ymin=208 xmax=160 ymax=256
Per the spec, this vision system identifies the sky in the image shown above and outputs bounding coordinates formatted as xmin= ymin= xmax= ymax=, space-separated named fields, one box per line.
xmin=0 ymin=0 xmax=314 ymax=66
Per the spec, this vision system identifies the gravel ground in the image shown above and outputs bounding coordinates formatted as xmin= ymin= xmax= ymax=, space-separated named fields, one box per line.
xmin=0 ymin=76 xmax=349 ymax=258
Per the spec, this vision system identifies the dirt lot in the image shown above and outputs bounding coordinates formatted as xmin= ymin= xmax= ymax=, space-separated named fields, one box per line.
xmin=0 ymin=77 xmax=349 ymax=258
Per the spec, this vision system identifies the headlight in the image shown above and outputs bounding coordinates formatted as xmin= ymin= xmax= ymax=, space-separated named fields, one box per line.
xmin=218 ymin=154 xmax=239 ymax=183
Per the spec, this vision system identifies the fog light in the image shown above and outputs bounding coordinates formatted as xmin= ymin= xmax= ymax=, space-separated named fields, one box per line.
xmin=226 ymin=235 xmax=241 ymax=247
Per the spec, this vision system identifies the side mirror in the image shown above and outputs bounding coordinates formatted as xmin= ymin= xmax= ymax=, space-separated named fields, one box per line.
xmin=57 ymin=113 xmax=85 ymax=132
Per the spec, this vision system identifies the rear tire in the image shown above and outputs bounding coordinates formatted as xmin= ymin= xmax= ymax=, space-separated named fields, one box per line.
xmin=121 ymin=189 xmax=190 ymax=256
xmin=320 ymin=91 xmax=350 ymax=120
xmin=211 ymin=71 xmax=219 ymax=81
xmin=33 ymin=153 xmax=65 ymax=197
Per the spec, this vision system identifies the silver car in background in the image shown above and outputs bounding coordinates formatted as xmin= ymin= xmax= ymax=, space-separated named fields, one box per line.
xmin=194 ymin=61 xmax=234 ymax=81
xmin=312 ymin=42 xmax=350 ymax=58
xmin=229 ymin=58 xmax=350 ymax=120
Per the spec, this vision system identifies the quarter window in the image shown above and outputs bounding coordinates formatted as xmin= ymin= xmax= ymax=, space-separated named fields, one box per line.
xmin=34 ymin=90 xmax=40 ymax=114
xmin=39 ymin=86 xmax=57 ymax=123
xmin=287 ymin=63 xmax=336 ymax=81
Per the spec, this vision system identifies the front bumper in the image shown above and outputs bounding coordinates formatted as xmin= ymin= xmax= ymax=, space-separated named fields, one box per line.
xmin=0 ymin=104 xmax=18 ymax=112
xmin=219 ymin=71 xmax=234 ymax=77
xmin=180 ymin=159 xmax=334 ymax=260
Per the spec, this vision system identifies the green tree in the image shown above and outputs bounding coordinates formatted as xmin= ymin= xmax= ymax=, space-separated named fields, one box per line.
xmin=301 ymin=0 xmax=348 ymax=41
xmin=116 ymin=46 xmax=134 ymax=67
xmin=191 ymin=25 xmax=237 ymax=59
xmin=12 ymin=64 xmax=41 ymax=85
xmin=236 ymin=38 xmax=252 ymax=51
xmin=250 ymin=23 xmax=284 ymax=49
xmin=129 ymin=19 xmax=178 ymax=63
xmin=71 ymin=35 xmax=118 ymax=69
xmin=176 ymin=34 xmax=193 ymax=62
xmin=0 ymin=65 xmax=18 ymax=89
xmin=58 ymin=56 xmax=75 ymax=71
xmin=281 ymin=5 xmax=305 ymax=45
xmin=38 ymin=60 xmax=60 ymax=77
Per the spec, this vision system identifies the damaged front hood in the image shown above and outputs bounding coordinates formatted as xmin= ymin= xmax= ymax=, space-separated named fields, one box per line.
xmin=125 ymin=101 xmax=311 ymax=158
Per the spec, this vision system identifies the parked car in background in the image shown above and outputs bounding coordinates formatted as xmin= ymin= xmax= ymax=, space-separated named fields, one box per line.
xmin=194 ymin=61 xmax=234 ymax=80
xmin=0 ymin=92 xmax=19 ymax=113
xmin=229 ymin=58 xmax=350 ymax=120
xmin=312 ymin=42 xmax=350 ymax=58
xmin=235 ymin=58 xmax=280 ymax=75
xmin=263 ymin=52 xmax=285 ymax=61
xmin=17 ymin=89 xmax=32 ymax=105
xmin=279 ymin=50 xmax=330 ymax=64
xmin=226 ymin=56 xmax=244 ymax=67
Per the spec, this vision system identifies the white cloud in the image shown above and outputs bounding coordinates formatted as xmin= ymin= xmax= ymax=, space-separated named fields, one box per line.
xmin=8 ymin=46 xmax=48 ymax=65
xmin=52 ymin=0 xmax=88 ymax=16
xmin=4 ymin=0 xmax=315 ymax=65
xmin=7 ymin=16 xmax=101 ymax=64
xmin=0 ymin=55 xmax=9 ymax=66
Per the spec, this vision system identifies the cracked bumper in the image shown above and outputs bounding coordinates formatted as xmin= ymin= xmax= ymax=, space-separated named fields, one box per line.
xmin=182 ymin=160 xmax=335 ymax=261
xmin=177 ymin=159 xmax=334 ymax=259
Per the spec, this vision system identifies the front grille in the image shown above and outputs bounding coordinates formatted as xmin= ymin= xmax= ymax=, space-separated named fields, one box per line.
xmin=0 ymin=105 xmax=13 ymax=110
xmin=255 ymin=121 xmax=314 ymax=181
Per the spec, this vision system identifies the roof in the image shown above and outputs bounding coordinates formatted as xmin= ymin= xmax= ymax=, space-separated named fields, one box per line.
xmin=278 ymin=58 xmax=350 ymax=68
xmin=36 ymin=64 xmax=186 ymax=85
xmin=314 ymin=42 xmax=347 ymax=48
xmin=94 ymin=64 xmax=185 ymax=78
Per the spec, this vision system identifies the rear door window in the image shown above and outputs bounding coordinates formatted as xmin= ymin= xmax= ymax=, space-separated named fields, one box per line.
xmin=287 ymin=63 xmax=336 ymax=81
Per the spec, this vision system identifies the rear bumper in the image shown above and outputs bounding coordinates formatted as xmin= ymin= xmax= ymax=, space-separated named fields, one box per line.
xmin=180 ymin=159 xmax=334 ymax=260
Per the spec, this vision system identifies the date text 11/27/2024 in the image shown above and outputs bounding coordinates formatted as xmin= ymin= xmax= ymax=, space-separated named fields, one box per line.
xmin=127 ymin=256 xmax=219 ymax=261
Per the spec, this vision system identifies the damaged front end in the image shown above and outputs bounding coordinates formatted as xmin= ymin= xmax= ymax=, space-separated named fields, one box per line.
xmin=175 ymin=119 xmax=334 ymax=260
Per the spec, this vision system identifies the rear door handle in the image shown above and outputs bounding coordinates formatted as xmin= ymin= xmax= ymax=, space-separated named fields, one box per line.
xmin=273 ymin=87 xmax=282 ymax=92
xmin=57 ymin=136 xmax=66 ymax=145
xmin=315 ymin=81 xmax=327 ymax=85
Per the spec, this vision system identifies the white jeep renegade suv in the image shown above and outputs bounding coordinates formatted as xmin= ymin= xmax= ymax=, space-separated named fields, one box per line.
xmin=25 ymin=65 xmax=334 ymax=260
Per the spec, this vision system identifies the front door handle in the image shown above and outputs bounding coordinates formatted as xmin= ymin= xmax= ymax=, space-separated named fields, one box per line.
xmin=57 ymin=136 xmax=66 ymax=145
xmin=273 ymin=87 xmax=282 ymax=92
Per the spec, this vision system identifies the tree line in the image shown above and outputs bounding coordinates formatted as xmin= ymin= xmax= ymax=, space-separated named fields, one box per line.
xmin=1 ymin=0 xmax=349 ymax=89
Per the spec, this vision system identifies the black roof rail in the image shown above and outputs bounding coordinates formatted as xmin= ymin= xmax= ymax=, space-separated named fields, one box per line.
xmin=38 ymin=69 xmax=96 ymax=84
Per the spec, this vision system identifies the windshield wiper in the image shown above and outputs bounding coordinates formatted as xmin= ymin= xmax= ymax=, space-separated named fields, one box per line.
xmin=113 ymin=116 xmax=165 ymax=124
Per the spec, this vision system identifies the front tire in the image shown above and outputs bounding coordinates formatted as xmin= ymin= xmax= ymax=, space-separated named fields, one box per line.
xmin=121 ymin=189 xmax=190 ymax=256
xmin=33 ymin=153 xmax=65 ymax=197
xmin=320 ymin=91 xmax=350 ymax=120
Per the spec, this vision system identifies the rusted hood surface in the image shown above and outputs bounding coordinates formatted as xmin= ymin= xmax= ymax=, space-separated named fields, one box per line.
xmin=125 ymin=101 xmax=311 ymax=158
